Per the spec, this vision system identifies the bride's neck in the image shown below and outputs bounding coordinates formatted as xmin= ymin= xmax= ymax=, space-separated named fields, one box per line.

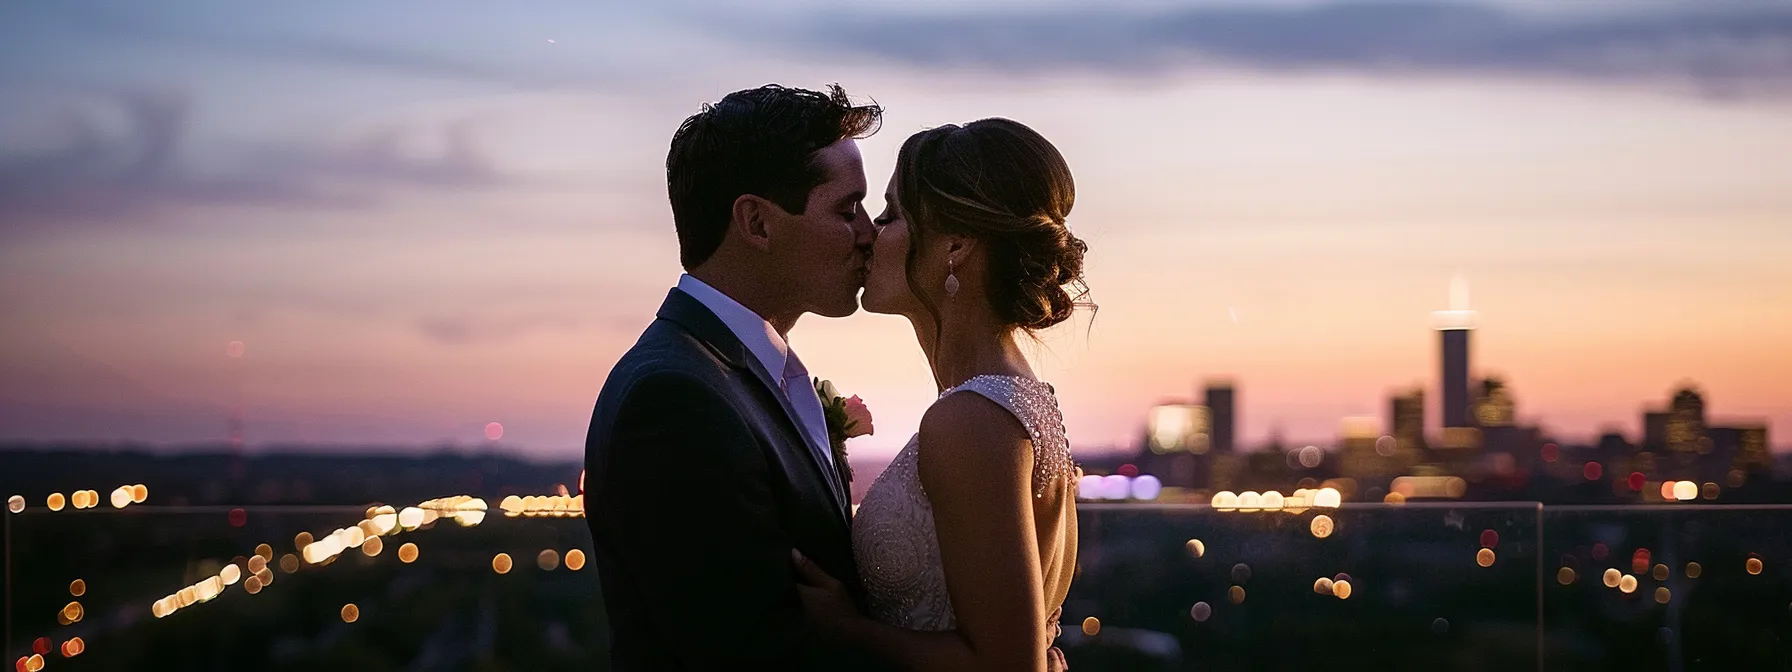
xmin=913 ymin=316 xmax=1032 ymax=392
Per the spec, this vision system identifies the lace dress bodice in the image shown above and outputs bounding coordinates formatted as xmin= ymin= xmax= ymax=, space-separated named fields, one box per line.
xmin=851 ymin=375 xmax=1078 ymax=631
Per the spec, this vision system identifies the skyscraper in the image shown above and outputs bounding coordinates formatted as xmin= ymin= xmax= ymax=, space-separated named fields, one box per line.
xmin=1390 ymin=387 xmax=1427 ymax=453
xmin=1433 ymin=274 xmax=1476 ymax=431
xmin=1204 ymin=382 xmax=1236 ymax=453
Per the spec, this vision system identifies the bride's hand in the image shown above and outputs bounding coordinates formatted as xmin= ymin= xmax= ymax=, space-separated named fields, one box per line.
xmin=791 ymin=549 xmax=861 ymax=640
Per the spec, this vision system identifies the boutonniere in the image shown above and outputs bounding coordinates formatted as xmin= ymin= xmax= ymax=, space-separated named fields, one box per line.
xmin=814 ymin=378 xmax=873 ymax=484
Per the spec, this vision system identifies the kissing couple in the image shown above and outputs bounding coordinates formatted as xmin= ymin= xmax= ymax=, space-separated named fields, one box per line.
xmin=584 ymin=83 xmax=1090 ymax=671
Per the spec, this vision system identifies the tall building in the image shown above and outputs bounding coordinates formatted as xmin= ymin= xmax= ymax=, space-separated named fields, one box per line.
xmin=1433 ymin=274 xmax=1476 ymax=431
xmin=1643 ymin=412 xmax=1670 ymax=452
xmin=1390 ymin=387 xmax=1427 ymax=453
xmin=1667 ymin=387 xmax=1707 ymax=455
xmin=1204 ymin=382 xmax=1236 ymax=453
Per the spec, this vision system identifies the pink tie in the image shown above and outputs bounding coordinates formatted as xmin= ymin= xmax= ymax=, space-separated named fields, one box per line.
xmin=780 ymin=353 xmax=828 ymax=458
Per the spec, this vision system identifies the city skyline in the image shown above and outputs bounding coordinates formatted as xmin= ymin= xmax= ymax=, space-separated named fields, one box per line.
xmin=3 ymin=1 xmax=1790 ymax=458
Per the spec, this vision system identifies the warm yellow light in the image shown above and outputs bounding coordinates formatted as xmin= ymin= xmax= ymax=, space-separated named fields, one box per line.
xmin=1603 ymin=568 xmax=1621 ymax=588
xmin=399 ymin=543 xmax=420 ymax=564
xmin=61 ymin=602 xmax=84 ymax=623
xmin=197 ymin=577 xmax=222 ymax=602
xmin=302 ymin=541 xmax=331 ymax=565
xmin=279 ymin=554 xmax=300 ymax=574
xmin=341 ymin=604 xmax=360 ymax=623
xmin=362 ymin=536 xmax=384 ymax=557
xmin=69 ymin=579 xmax=86 ymax=597
xmin=1652 ymin=564 xmax=1669 ymax=581
xmin=1747 ymin=558 xmax=1764 ymax=575
xmin=1476 ymin=548 xmax=1495 ymax=567
xmin=1210 ymin=491 xmax=1238 ymax=511
xmin=1185 ymin=539 xmax=1205 ymax=558
xmin=1557 ymin=567 xmax=1576 ymax=585
xmin=47 ymin=493 xmax=66 ymax=511
xmin=1655 ymin=587 xmax=1671 ymax=604
xmin=398 ymin=507 xmax=425 ymax=529
xmin=1310 ymin=515 xmax=1335 ymax=539
xmin=295 ymin=532 xmax=314 ymax=549
xmin=6 ymin=495 xmax=22 ymax=514
xmin=220 ymin=564 xmax=241 ymax=586
xmin=500 ymin=495 xmax=525 ymax=517
xmin=1619 ymin=574 xmax=1638 ymax=594
xmin=1672 ymin=481 xmax=1698 ymax=501
xmin=1229 ymin=585 xmax=1246 ymax=604
xmin=1686 ymin=562 xmax=1702 ymax=578
xmin=1383 ymin=492 xmax=1406 ymax=505
xmin=538 ymin=549 xmax=561 ymax=571
xmin=244 ymin=576 xmax=263 ymax=595
xmin=1237 ymin=491 xmax=1262 ymax=512
xmin=1081 ymin=617 xmax=1101 ymax=636
xmin=1313 ymin=487 xmax=1342 ymax=508
xmin=1313 ymin=577 xmax=1334 ymax=595
xmin=565 ymin=549 xmax=586 ymax=571
xmin=493 ymin=553 xmax=513 ymax=574
xmin=25 ymin=654 xmax=44 ymax=672
xmin=131 ymin=484 xmax=148 ymax=503
xmin=110 ymin=487 xmax=131 ymax=508
xmin=1260 ymin=491 xmax=1285 ymax=512
xmin=1332 ymin=580 xmax=1352 ymax=600
xmin=248 ymin=555 xmax=267 ymax=574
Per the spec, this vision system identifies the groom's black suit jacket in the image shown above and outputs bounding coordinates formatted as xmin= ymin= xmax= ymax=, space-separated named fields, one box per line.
xmin=584 ymin=288 xmax=882 ymax=671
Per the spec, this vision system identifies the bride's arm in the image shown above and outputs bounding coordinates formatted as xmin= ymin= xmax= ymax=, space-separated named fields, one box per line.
xmin=808 ymin=392 xmax=1051 ymax=671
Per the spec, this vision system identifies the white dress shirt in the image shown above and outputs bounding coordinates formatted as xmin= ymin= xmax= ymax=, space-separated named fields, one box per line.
xmin=676 ymin=274 xmax=834 ymax=467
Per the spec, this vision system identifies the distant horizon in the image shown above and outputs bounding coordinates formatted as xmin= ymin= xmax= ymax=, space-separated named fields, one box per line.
xmin=4 ymin=0 xmax=1788 ymax=459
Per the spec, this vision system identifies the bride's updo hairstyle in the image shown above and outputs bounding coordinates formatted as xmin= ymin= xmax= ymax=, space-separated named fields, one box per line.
xmin=896 ymin=118 xmax=1091 ymax=333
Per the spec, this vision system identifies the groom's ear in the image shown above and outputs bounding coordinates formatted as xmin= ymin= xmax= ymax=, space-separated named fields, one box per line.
xmin=730 ymin=194 xmax=776 ymax=252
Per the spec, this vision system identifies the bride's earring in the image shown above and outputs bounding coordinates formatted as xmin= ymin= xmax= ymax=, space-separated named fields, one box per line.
xmin=944 ymin=258 xmax=960 ymax=298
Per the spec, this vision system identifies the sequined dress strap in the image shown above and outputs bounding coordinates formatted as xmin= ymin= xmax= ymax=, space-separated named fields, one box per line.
xmin=943 ymin=375 xmax=1077 ymax=497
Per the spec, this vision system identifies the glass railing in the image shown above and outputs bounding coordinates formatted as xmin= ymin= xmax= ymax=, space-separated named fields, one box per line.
xmin=6 ymin=500 xmax=1789 ymax=670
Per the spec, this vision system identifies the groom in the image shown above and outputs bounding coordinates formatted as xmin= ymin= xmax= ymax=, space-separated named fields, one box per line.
xmin=583 ymin=84 xmax=887 ymax=670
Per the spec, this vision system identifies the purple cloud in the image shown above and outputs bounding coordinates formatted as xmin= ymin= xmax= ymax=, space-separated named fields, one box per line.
xmin=0 ymin=89 xmax=514 ymax=237
xmin=750 ymin=2 xmax=1792 ymax=98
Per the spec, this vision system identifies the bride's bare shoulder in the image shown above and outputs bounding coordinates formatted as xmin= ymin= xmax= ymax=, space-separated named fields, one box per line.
xmin=916 ymin=391 xmax=1033 ymax=495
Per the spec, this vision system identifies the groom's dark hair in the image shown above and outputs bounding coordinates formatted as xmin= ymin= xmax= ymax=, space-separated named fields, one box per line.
xmin=666 ymin=84 xmax=882 ymax=270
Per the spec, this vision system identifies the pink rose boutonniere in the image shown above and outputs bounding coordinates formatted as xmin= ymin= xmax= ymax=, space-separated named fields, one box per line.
xmin=814 ymin=378 xmax=873 ymax=485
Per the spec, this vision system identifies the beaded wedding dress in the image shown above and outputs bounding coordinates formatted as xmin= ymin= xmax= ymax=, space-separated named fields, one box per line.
xmin=851 ymin=375 xmax=1079 ymax=633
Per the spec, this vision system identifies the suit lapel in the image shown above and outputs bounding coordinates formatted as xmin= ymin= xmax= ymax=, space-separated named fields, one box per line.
xmin=655 ymin=289 xmax=850 ymax=521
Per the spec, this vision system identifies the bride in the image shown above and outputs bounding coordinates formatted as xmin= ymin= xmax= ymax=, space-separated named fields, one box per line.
xmin=792 ymin=118 xmax=1088 ymax=671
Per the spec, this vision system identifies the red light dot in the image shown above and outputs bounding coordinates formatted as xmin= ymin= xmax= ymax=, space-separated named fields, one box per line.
xmin=1541 ymin=443 xmax=1559 ymax=463
xmin=1592 ymin=543 xmax=1609 ymax=561
xmin=1633 ymin=549 xmax=1652 ymax=574
xmin=484 ymin=422 xmax=504 ymax=441
xmin=1583 ymin=462 xmax=1603 ymax=480
xmin=17 ymin=656 xmax=28 ymax=672
xmin=31 ymin=639 xmax=48 ymax=656
xmin=578 ymin=469 xmax=585 ymax=495
xmin=228 ymin=508 xmax=247 ymax=527
xmin=1481 ymin=529 xmax=1499 ymax=548
xmin=1627 ymin=472 xmax=1646 ymax=491
xmin=1118 ymin=463 xmax=1139 ymax=477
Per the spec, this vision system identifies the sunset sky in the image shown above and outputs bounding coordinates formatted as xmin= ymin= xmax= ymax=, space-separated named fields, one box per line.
xmin=3 ymin=0 xmax=1789 ymax=460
